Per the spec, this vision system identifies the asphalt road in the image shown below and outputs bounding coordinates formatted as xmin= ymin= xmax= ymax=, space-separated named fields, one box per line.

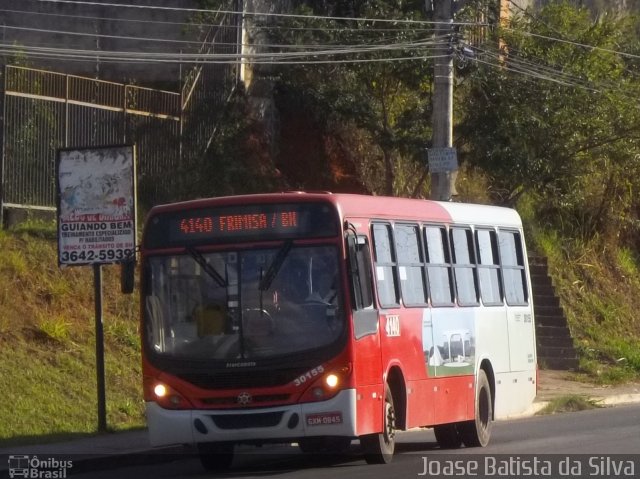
xmin=70 ymin=404 xmax=640 ymax=479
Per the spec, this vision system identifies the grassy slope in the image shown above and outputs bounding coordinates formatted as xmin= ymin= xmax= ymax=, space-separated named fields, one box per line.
xmin=0 ymin=221 xmax=143 ymax=444
xmin=536 ymin=231 xmax=640 ymax=382
xmin=519 ymin=191 xmax=640 ymax=384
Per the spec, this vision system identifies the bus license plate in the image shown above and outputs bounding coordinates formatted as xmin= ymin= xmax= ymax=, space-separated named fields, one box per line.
xmin=306 ymin=412 xmax=343 ymax=426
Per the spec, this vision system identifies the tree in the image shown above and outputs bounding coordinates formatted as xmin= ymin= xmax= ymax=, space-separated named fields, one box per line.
xmin=458 ymin=2 xmax=640 ymax=244
xmin=273 ymin=1 xmax=435 ymax=196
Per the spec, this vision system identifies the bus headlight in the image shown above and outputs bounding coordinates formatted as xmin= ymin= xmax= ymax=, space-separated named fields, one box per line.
xmin=325 ymin=373 xmax=339 ymax=389
xmin=299 ymin=363 xmax=352 ymax=403
xmin=154 ymin=384 xmax=168 ymax=398
xmin=150 ymin=382 xmax=190 ymax=409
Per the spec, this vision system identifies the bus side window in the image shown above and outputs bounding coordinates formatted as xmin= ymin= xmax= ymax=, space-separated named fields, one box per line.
xmin=499 ymin=230 xmax=528 ymax=305
xmin=476 ymin=229 xmax=503 ymax=306
xmin=395 ymin=223 xmax=428 ymax=306
xmin=450 ymin=227 xmax=479 ymax=306
xmin=372 ymin=223 xmax=400 ymax=307
xmin=424 ymin=225 xmax=454 ymax=306
xmin=347 ymin=234 xmax=374 ymax=310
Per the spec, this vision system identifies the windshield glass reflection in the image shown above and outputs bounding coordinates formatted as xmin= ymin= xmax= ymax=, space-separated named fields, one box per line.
xmin=144 ymin=245 xmax=344 ymax=361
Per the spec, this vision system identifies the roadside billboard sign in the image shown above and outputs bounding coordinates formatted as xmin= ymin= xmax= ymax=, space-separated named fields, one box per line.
xmin=56 ymin=145 xmax=137 ymax=266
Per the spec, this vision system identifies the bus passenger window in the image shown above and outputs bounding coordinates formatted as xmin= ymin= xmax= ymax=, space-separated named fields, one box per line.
xmin=372 ymin=223 xmax=399 ymax=307
xmin=451 ymin=227 xmax=479 ymax=306
xmin=424 ymin=226 xmax=454 ymax=306
xmin=476 ymin=229 xmax=503 ymax=305
xmin=395 ymin=224 xmax=427 ymax=305
xmin=499 ymin=230 xmax=528 ymax=305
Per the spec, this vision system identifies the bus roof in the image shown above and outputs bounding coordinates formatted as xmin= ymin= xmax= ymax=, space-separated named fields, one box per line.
xmin=147 ymin=192 xmax=522 ymax=229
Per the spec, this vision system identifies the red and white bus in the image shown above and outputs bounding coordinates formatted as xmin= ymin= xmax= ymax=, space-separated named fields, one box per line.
xmin=137 ymin=192 xmax=536 ymax=469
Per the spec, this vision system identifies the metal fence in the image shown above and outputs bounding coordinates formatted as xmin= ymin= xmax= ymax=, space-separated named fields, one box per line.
xmin=1 ymin=66 xmax=181 ymax=214
xmin=0 ymin=8 xmax=240 ymax=222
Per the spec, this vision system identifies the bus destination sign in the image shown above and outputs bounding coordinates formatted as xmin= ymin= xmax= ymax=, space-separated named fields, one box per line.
xmin=144 ymin=202 xmax=338 ymax=248
xmin=179 ymin=210 xmax=299 ymax=236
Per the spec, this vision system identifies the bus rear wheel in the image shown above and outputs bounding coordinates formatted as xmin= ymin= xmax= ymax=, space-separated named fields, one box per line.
xmin=361 ymin=387 xmax=396 ymax=464
xmin=197 ymin=441 xmax=234 ymax=471
xmin=459 ymin=369 xmax=493 ymax=447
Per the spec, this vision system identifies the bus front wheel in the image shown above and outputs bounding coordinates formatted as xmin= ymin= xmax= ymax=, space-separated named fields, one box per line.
xmin=197 ymin=441 xmax=234 ymax=471
xmin=361 ymin=387 xmax=396 ymax=464
xmin=459 ymin=369 xmax=493 ymax=447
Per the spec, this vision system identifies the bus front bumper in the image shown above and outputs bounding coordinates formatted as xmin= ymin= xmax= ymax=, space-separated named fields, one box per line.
xmin=146 ymin=388 xmax=357 ymax=447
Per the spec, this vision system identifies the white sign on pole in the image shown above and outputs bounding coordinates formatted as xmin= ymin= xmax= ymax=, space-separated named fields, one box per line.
xmin=427 ymin=147 xmax=458 ymax=173
xmin=57 ymin=145 xmax=137 ymax=266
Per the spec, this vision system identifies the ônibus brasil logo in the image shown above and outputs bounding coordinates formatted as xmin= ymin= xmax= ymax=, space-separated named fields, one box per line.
xmin=8 ymin=455 xmax=72 ymax=479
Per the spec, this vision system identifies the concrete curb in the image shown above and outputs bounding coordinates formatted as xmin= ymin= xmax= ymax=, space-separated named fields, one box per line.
xmin=599 ymin=393 xmax=640 ymax=406
xmin=509 ymin=393 xmax=640 ymax=420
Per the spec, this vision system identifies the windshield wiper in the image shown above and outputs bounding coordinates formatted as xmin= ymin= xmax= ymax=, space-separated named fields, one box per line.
xmin=259 ymin=240 xmax=293 ymax=291
xmin=186 ymin=247 xmax=227 ymax=287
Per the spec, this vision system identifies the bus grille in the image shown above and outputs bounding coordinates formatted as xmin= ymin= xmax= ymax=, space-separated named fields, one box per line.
xmin=209 ymin=411 xmax=284 ymax=429
xmin=200 ymin=394 xmax=290 ymax=406
xmin=177 ymin=367 xmax=308 ymax=389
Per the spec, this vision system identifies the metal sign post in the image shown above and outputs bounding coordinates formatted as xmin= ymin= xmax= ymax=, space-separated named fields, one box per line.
xmin=56 ymin=145 xmax=137 ymax=433
xmin=94 ymin=263 xmax=107 ymax=432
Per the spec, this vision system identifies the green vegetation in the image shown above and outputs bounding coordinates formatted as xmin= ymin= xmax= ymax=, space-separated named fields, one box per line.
xmin=547 ymin=239 xmax=640 ymax=383
xmin=536 ymin=395 xmax=603 ymax=415
xmin=0 ymin=219 xmax=143 ymax=444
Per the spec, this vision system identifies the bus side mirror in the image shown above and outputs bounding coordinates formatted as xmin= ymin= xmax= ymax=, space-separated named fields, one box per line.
xmin=121 ymin=260 xmax=136 ymax=294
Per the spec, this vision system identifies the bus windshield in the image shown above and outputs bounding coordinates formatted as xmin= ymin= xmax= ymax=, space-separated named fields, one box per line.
xmin=143 ymin=244 xmax=344 ymax=361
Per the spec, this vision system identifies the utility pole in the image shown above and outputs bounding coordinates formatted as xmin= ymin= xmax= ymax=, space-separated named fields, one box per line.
xmin=430 ymin=0 xmax=457 ymax=201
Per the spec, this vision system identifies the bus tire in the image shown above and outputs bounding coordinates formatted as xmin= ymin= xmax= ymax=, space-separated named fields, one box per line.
xmin=197 ymin=441 xmax=234 ymax=471
xmin=459 ymin=369 xmax=493 ymax=447
xmin=433 ymin=423 xmax=462 ymax=449
xmin=361 ymin=387 xmax=396 ymax=464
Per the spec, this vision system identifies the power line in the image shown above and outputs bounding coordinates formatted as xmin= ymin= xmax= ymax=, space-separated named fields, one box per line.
xmin=503 ymin=0 xmax=640 ymax=60
xmin=0 ymin=42 xmax=449 ymax=65
xmin=462 ymin=40 xmax=620 ymax=93
xmin=1 ymin=34 xmax=450 ymax=57
xmin=13 ymin=1 xmax=640 ymax=61
xmin=468 ymin=47 xmax=600 ymax=92
xmin=29 ymin=0 xmax=484 ymax=27
xmin=0 ymin=7 xmax=219 ymax=29
xmin=1 ymin=25 xmax=207 ymax=47
xmin=0 ymin=8 xmax=441 ymax=34
xmin=0 ymin=35 xmax=450 ymax=65
xmin=469 ymin=41 xmax=598 ymax=87
xmin=502 ymin=26 xmax=640 ymax=61
xmin=1 ymin=22 xmax=450 ymax=51
xmin=7 ymin=0 xmax=637 ymax=86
